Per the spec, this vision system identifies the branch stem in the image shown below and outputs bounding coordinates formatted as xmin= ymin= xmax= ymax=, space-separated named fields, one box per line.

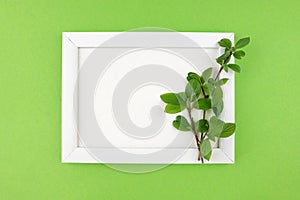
xmin=186 ymin=50 xmax=233 ymax=163
xmin=215 ymin=66 xmax=224 ymax=81
xmin=215 ymin=51 xmax=233 ymax=81
xmin=187 ymin=106 xmax=204 ymax=163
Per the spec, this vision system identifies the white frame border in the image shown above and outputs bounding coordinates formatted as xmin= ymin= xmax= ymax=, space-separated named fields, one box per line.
xmin=62 ymin=32 xmax=235 ymax=164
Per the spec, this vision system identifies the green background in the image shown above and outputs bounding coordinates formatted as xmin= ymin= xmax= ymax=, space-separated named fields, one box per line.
xmin=1 ymin=0 xmax=299 ymax=199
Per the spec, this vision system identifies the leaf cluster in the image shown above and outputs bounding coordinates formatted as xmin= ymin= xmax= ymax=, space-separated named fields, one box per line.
xmin=217 ymin=37 xmax=250 ymax=73
xmin=160 ymin=69 xmax=235 ymax=161
xmin=160 ymin=36 xmax=250 ymax=162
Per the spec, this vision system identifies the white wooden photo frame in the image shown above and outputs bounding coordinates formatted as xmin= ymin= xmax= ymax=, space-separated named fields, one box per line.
xmin=62 ymin=32 xmax=235 ymax=164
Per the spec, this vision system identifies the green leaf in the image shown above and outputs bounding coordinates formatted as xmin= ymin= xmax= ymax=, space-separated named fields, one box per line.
xmin=198 ymin=84 xmax=224 ymax=117
xmin=212 ymin=100 xmax=224 ymax=117
xmin=227 ymin=64 xmax=241 ymax=73
xmin=206 ymin=82 xmax=215 ymax=96
xmin=235 ymin=37 xmax=250 ymax=49
xmin=224 ymin=64 xmax=229 ymax=72
xmin=211 ymin=86 xmax=223 ymax=103
xmin=200 ymin=139 xmax=212 ymax=161
xmin=216 ymin=58 xmax=223 ymax=65
xmin=160 ymin=93 xmax=180 ymax=105
xmin=187 ymin=72 xmax=201 ymax=82
xmin=185 ymin=79 xmax=201 ymax=101
xmin=165 ymin=104 xmax=186 ymax=114
xmin=193 ymin=98 xmax=212 ymax=110
xmin=199 ymin=77 xmax=205 ymax=85
xmin=160 ymin=92 xmax=187 ymax=108
xmin=204 ymin=150 xmax=212 ymax=161
xmin=207 ymin=116 xmax=224 ymax=141
xmin=220 ymin=123 xmax=236 ymax=138
xmin=195 ymin=119 xmax=209 ymax=133
xmin=172 ymin=115 xmax=191 ymax=131
xmin=202 ymin=84 xmax=210 ymax=95
xmin=233 ymin=50 xmax=246 ymax=59
xmin=211 ymin=86 xmax=223 ymax=116
xmin=218 ymin=38 xmax=232 ymax=49
xmin=177 ymin=92 xmax=187 ymax=102
xmin=202 ymin=67 xmax=213 ymax=82
xmin=216 ymin=50 xmax=230 ymax=64
xmin=208 ymin=78 xmax=216 ymax=85
xmin=216 ymin=78 xmax=229 ymax=86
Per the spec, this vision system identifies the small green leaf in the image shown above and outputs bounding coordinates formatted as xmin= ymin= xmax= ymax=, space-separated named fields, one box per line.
xmin=216 ymin=78 xmax=229 ymax=86
xmin=202 ymin=84 xmax=210 ymax=95
xmin=216 ymin=58 xmax=223 ymax=65
xmin=199 ymin=77 xmax=205 ymax=85
xmin=211 ymin=86 xmax=223 ymax=102
xmin=177 ymin=92 xmax=187 ymax=102
xmin=195 ymin=119 xmax=209 ymax=133
xmin=220 ymin=123 xmax=236 ymax=138
xmin=160 ymin=93 xmax=180 ymax=105
xmin=160 ymin=92 xmax=187 ymax=107
xmin=207 ymin=116 xmax=224 ymax=141
xmin=204 ymin=150 xmax=212 ymax=161
xmin=200 ymin=139 xmax=212 ymax=161
xmin=235 ymin=37 xmax=250 ymax=49
xmin=233 ymin=50 xmax=246 ymax=59
xmin=202 ymin=67 xmax=213 ymax=82
xmin=193 ymin=98 xmax=212 ymax=110
xmin=224 ymin=64 xmax=229 ymax=72
xmin=210 ymin=85 xmax=223 ymax=116
xmin=208 ymin=78 xmax=216 ymax=85
xmin=212 ymin=100 xmax=223 ymax=117
xmin=172 ymin=115 xmax=191 ymax=131
xmin=216 ymin=50 xmax=230 ymax=64
xmin=165 ymin=104 xmax=186 ymax=114
xmin=185 ymin=79 xmax=201 ymax=101
xmin=218 ymin=38 xmax=232 ymax=49
xmin=227 ymin=64 xmax=241 ymax=73
xmin=187 ymin=72 xmax=201 ymax=82
xmin=206 ymin=82 xmax=215 ymax=96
